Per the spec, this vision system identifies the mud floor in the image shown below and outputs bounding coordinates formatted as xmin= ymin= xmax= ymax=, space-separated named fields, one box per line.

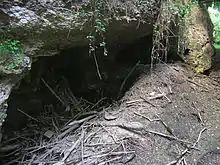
xmin=1 ymin=62 xmax=220 ymax=165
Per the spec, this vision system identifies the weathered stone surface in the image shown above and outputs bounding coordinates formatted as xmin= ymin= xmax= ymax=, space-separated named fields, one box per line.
xmin=179 ymin=4 xmax=215 ymax=73
xmin=0 ymin=75 xmax=26 ymax=129
xmin=0 ymin=0 xmax=158 ymax=57
xmin=0 ymin=0 xmax=159 ymax=131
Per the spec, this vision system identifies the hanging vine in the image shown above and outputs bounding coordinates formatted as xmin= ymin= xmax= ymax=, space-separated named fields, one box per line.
xmin=151 ymin=0 xmax=198 ymax=68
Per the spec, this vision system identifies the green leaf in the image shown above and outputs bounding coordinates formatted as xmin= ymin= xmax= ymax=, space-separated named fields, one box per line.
xmin=86 ymin=35 xmax=95 ymax=39
xmin=100 ymin=42 xmax=106 ymax=47
xmin=7 ymin=63 xmax=15 ymax=70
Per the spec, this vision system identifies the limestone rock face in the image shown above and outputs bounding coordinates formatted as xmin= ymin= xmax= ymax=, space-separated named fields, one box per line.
xmin=180 ymin=5 xmax=215 ymax=73
xmin=0 ymin=0 xmax=158 ymax=57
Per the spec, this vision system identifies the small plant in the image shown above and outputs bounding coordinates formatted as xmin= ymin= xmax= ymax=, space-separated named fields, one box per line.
xmin=86 ymin=8 xmax=108 ymax=79
xmin=0 ymin=39 xmax=24 ymax=70
xmin=172 ymin=0 xmax=198 ymax=17
xmin=178 ymin=4 xmax=190 ymax=17
xmin=72 ymin=0 xmax=109 ymax=57
xmin=86 ymin=1 xmax=108 ymax=57
xmin=70 ymin=0 xmax=111 ymax=80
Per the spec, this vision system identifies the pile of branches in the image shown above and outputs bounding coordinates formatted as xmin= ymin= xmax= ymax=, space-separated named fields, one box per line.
xmin=0 ymin=75 xmax=134 ymax=165
xmin=0 ymin=61 xmax=153 ymax=165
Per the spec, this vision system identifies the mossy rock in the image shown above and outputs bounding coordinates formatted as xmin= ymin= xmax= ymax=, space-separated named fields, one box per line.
xmin=187 ymin=43 xmax=214 ymax=73
xmin=179 ymin=4 xmax=215 ymax=73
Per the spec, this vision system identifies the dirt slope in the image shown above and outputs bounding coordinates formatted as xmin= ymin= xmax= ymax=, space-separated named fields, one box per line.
xmin=1 ymin=62 xmax=220 ymax=165
xmin=85 ymin=63 xmax=220 ymax=165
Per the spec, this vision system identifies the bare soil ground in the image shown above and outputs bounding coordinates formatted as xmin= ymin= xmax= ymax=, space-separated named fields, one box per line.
xmin=1 ymin=62 xmax=220 ymax=165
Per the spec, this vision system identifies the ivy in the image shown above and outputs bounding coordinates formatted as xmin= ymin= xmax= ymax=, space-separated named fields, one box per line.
xmin=85 ymin=0 xmax=109 ymax=57
xmin=177 ymin=0 xmax=198 ymax=17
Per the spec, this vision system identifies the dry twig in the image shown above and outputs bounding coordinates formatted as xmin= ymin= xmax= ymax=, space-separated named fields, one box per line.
xmin=17 ymin=108 xmax=39 ymax=122
xmin=134 ymin=112 xmax=174 ymax=135
xmin=83 ymin=151 xmax=135 ymax=159
xmin=117 ymin=61 xmax=140 ymax=99
xmin=133 ymin=112 xmax=160 ymax=122
xmin=167 ymin=127 xmax=207 ymax=165
xmin=81 ymin=127 xmax=85 ymax=165
xmin=95 ymin=123 xmax=193 ymax=145
xmin=187 ymin=79 xmax=209 ymax=92
xmin=158 ymin=87 xmax=172 ymax=103
xmin=41 ymin=78 xmax=65 ymax=105
xmin=56 ymin=133 xmax=84 ymax=165
xmin=126 ymin=99 xmax=143 ymax=104
xmin=140 ymin=96 xmax=158 ymax=107
xmin=93 ymin=53 xmax=102 ymax=80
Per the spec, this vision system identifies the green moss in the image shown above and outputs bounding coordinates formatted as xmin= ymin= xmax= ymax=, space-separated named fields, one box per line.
xmin=190 ymin=48 xmax=212 ymax=73
xmin=0 ymin=39 xmax=24 ymax=71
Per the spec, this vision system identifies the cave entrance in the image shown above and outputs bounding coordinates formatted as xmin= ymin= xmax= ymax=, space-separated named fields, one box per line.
xmin=0 ymin=32 xmax=189 ymax=164
xmin=2 ymin=34 xmax=153 ymax=136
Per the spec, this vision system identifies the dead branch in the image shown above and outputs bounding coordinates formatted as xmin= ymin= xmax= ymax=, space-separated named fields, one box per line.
xmin=66 ymin=115 xmax=96 ymax=128
xmin=17 ymin=108 xmax=39 ymax=122
xmin=187 ymin=79 xmax=209 ymax=92
xmin=98 ymin=156 xmax=123 ymax=165
xmin=166 ymin=160 xmax=177 ymax=165
xmin=134 ymin=112 xmax=174 ymax=135
xmin=56 ymin=133 xmax=84 ymax=165
xmin=167 ymin=127 xmax=207 ymax=165
xmin=158 ymin=87 xmax=172 ymax=103
xmin=95 ymin=123 xmax=193 ymax=145
xmin=58 ymin=115 xmax=96 ymax=139
xmin=58 ymin=123 xmax=80 ymax=139
xmin=191 ymin=102 xmax=204 ymax=125
xmin=133 ymin=112 xmax=160 ymax=122
xmin=93 ymin=53 xmax=102 ymax=80
xmin=83 ymin=151 xmax=135 ymax=159
xmin=28 ymin=154 xmax=36 ymax=165
xmin=66 ymin=86 xmax=82 ymax=112
xmin=145 ymin=129 xmax=192 ymax=145
xmin=147 ymin=93 xmax=165 ymax=100
xmin=154 ymin=113 xmax=174 ymax=136
xmin=140 ymin=96 xmax=158 ymax=107
xmin=117 ymin=61 xmax=140 ymax=99
xmin=81 ymin=127 xmax=85 ymax=165
xmin=90 ymin=97 xmax=107 ymax=109
xmin=41 ymin=78 xmax=65 ymax=105
xmin=126 ymin=99 xmax=143 ymax=104
xmin=99 ymin=122 xmax=117 ymax=142
xmin=4 ymin=157 xmax=21 ymax=165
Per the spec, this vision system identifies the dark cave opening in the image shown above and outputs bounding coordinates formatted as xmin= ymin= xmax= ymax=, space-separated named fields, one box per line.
xmin=1 ymin=32 xmax=187 ymax=135
xmin=2 ymin=34 xmax=154 ymax=134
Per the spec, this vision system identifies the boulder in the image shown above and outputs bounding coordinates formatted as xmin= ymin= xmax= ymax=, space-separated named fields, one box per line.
xmin=178 ymin=4 xmax=215 ymax=73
